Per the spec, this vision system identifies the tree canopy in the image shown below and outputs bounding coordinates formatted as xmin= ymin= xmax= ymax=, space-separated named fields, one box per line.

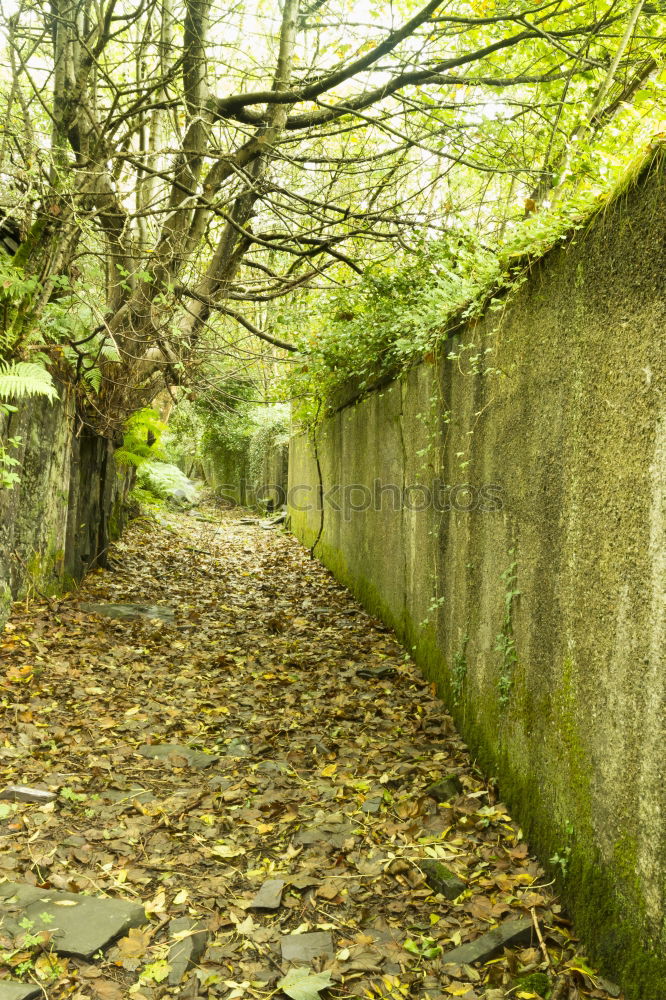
xmin=0 ymin=0 xmax=663 ymax=429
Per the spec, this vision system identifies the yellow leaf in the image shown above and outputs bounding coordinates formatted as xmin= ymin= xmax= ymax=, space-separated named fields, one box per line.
xmin=211 ymin=843 xmax=245 ymax=858
xmin=34 ymin=953 xmax=67 ymax=980
xmin=144 ymin=889 xmax=167 ymax=915
xmin=321 ymin=763 xmax=337 ymax=777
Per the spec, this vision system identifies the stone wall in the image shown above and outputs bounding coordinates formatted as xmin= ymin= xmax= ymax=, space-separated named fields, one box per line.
xmin=288 ymin=158 xmax=666 ymax=997
xmin=0 ymin=384 xmax=128 ymax=621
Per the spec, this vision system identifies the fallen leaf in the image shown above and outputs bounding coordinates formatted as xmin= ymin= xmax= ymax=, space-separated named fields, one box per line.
xmin=92 ymin=980 xmax=125 ymax=1000
xmin=277 ymin=968 xmax=333 ymax=1000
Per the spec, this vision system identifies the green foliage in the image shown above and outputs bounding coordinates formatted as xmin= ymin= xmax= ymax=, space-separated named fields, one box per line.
xmin=286 ymin=142 xmax=666 ymax=426
xmin=514 ymin=972 xmax=551 ymax=997
xmin=162 ymin=400 xmax=206 ymax=473
xmin=163 ymin=379 xmax=287 ymax=489
xmin=0 ymin=257 xmax=41 ymax=351
xmin=247 ymin=404 xmax=289 ymax=485
xmin=128 ymin=485 xmax=167 ymax=513
xmin=61 ymin=328 xmax=121 ymax=395
xmin=0 ymin=253 xmax=119 ymax=397
xmin=115 ymin=408 xmax=166 ymax=468
xmin=277 ymin=968 xmax=333 ymax=1000
xmin=0 ymin=912 xmax=63 ymax=983
xmin=137 ymin=460 xmax=197 ymax=501
xmin=284 ymin=232 xmax=503 ymax=419
xmin=0 ymin=0 xmax=662 ymax=426
xmin=0 ymin=361 xmax=58 ymax=402
xmin=0 ymin=361 xmax=58 ymax=491
xmin=402 ymin=934 xmax=442 ymax=960
xmin=0 ymin=421 xmax=21 ymax=489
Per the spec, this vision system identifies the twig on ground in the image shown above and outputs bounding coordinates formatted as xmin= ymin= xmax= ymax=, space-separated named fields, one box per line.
xmin=531 ymin=905 xmax=551 ymax=967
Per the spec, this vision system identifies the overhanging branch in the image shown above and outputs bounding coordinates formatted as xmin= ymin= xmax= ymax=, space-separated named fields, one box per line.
xmin=176 ymin=287 xmax=300 ymax=352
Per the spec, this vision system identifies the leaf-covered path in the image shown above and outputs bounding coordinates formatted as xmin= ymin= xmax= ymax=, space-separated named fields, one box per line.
xmin=0 ymin=507 xmax=623 ymax=1000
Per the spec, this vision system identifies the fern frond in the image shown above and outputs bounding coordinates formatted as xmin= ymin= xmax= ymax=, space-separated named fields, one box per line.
xmin=0 ymin=362 xmax=58 ymax=402
xmin=114 ymin=448 xmax=147 ymax=468
xmin=100 ymin=342 xmax=121 ymax=362
xmin=83 ymin=367 xmax=102 ymax=392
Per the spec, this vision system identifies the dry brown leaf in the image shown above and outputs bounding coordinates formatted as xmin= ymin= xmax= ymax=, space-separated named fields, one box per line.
xmin=116 ymin=926 xmax=151 ymax=964
xmin=92 ymin=979 xmax=125 ymax=1000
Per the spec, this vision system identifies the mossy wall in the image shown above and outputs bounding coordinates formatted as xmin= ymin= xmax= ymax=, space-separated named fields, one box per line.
xmin=0 ymin=385 xmax=130 ymax=623
xmin=203 ymin=434 xmax=289 ymax=509
xmin=288 ymin=159 xmax=666 ymax=997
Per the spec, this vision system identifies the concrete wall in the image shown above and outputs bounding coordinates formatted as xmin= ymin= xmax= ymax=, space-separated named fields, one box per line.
xmin=289 ymin=159 xmax=666 ymax=997
xmin=0 ymin=384 xmax=129 ymax=622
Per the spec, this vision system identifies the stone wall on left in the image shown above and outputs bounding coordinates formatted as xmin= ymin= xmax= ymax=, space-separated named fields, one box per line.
xmin=0 ymin=383 xmax=129 ymax=623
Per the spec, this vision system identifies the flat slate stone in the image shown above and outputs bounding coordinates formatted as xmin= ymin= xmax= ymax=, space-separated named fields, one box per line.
xmin=79 ymin=602 xmax=175 ymax=623
xmin=356 ymin=665 xmax=397 ymax=679
xmin=441 ymin=917 xmax=534 ymax=966
xmin=0 ymin=883 xmax=145 ymax=959
xmin=361 ymin=796 xmax=383 ymax=814
xmin=280 ymin=930 xmax=334 ymax=964
xmin=249 ymin=879 xmax=285 ymax=910
xmin=0 ymin=786 xmax=56 ymax=804
xmin=0 ymin=983 xmax=41 ymax=999
xmin=167 ymin=917 xmax=208 ymax=985
xmin=418 ymin=860 xmax=466 ymax=900
xmin=137 ymin=744 xmax=218 ymax=770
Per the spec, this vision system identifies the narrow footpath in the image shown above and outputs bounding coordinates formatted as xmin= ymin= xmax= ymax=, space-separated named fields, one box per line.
xmin=0 ymin=505 xmax=623 ymax=1000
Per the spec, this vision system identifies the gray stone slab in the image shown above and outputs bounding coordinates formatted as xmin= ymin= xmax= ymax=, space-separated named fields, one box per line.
xmin=137 ymin=744 xmax=218 ymax=770
xmin=418 ymin=860 xmax=466 ymax=900
xmin=356 ymin=665 xmax=397 ymax=679
xmin=167 ymin=917 xmax=208 ymax=985
xmin=0 ymin=786 xmax=56 ymax=804
xmin=0 ymin=883 xmax=145 ymax=959
xmin=361 ymin=796 xmax=383 ymax=814
xmin=0 ymin=983 xmax=41 ymax=1000
xmin=249 ymin=879 xmax=285 ymax=910
xmin=79 ymin=602 xmax=175 ymax=622
xmin=441 ymin=918 xmax=534 ymax=966
xmin=280 ymin=931 xmax=334 ymax=964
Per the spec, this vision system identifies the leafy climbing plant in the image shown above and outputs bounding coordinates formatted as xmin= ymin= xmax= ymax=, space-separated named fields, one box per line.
xmin=496 ymin=552 xmax=520 ymax=708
